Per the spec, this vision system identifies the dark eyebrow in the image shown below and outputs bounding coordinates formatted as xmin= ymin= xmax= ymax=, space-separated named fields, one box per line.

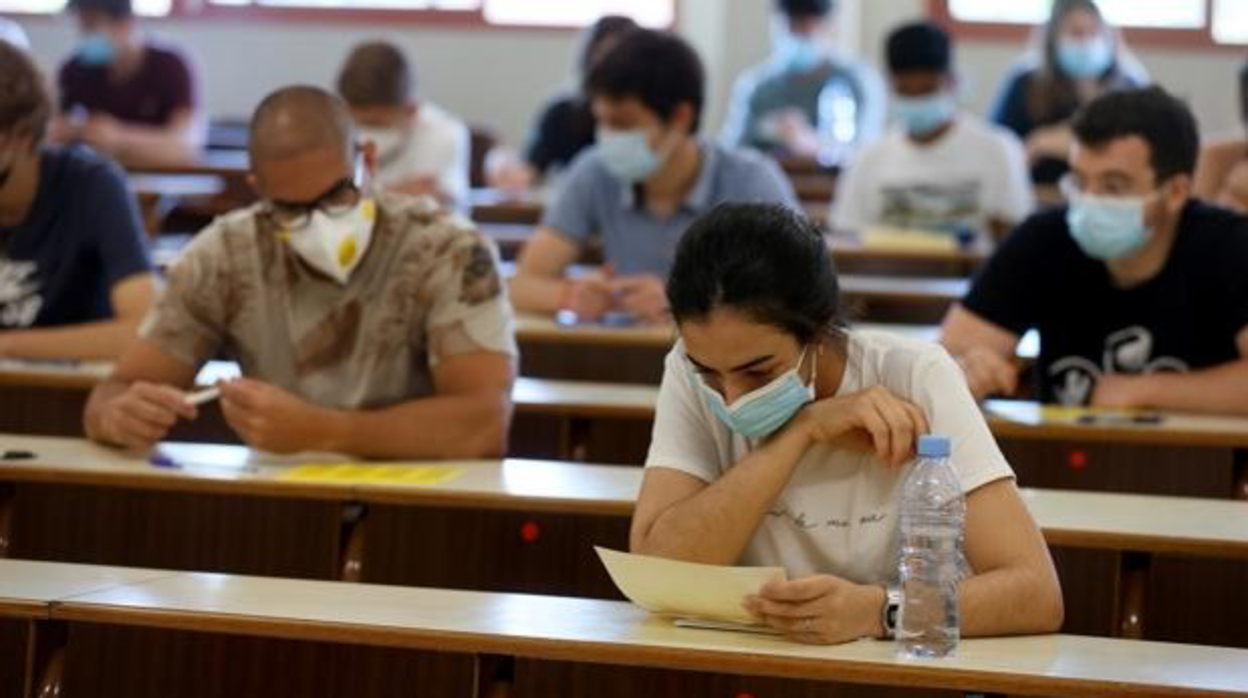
xmin=1096 ymin=171 xmax=1137 ymax=185
xmin=686 ymin=353 xmax=774 ymax=374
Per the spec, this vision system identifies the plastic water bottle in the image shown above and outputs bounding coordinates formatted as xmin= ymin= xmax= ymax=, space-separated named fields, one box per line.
xmin=816 ymin=79 xmax=858 ymax=167
xmin=897 ymin=434 xmax=966 ymax=658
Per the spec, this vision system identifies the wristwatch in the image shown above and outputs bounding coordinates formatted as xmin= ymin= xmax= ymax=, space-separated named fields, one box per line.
xmin=881 ymin=585 xmax=901 ymax=639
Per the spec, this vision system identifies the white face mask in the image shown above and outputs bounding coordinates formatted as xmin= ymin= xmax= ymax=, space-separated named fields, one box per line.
xmin=283 ymin=198 xmax=377 ymax=284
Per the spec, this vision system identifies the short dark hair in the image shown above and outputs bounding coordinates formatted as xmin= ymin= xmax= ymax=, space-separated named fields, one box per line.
xmin=68 ymin=0 xmax=132 ymax=19
xmin=337 ymin=41 xmax=413 ymax=109
xmin=578 ymin=15 xmax=639 ymax=77
xmin=1072 ymin=86 xmax=1200 ymax=182
xmin=0 ymin=42 xmax=51 ymax=143
xmin=585 ymin=29 xmax=705 ymax=132
xmin=776 ymin=0 xmax=834 ymax=19
xmin=668 ymin=203 xmax=843 ymax=344
xmin=886 ymin=21 xmax=952 ymax=74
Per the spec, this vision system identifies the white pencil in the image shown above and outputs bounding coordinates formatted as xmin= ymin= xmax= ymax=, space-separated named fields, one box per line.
xmin=185 ymin=386 xmax=221 ymax=407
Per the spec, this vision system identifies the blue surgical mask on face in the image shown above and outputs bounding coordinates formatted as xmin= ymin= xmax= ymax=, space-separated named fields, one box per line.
xmin=697 ymin=346 xmax=817 ymax=441
xmin=773 ymin=32 xmax=825 ymax=73
xmin=595 ymin=126 xmax=668 ymax=184
xmin=1057 ymin=36 xmax=1113 ymax=80
xmin=1065 ymin=193 xmax=1153 ymax=260
xmin=892 ymin=92 xmax=956 ymax=136
xmin=77 ymin=32 xmax=116 ymax=67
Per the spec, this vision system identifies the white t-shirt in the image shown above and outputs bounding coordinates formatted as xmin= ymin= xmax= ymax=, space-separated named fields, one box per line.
xmin=372 ymin=102 xmax=471 ymax=212
xmin=644 ymin=330 xmax=1014 ymax=584
xmin=830 ymin=114 xmax=1033 ymax=239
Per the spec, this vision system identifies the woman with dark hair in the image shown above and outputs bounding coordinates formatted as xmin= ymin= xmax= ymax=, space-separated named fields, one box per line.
xmin=631 ymin=202 xmax=1063 ymax=645
xmin=990 ymin=0 xmax=1147 ymax=183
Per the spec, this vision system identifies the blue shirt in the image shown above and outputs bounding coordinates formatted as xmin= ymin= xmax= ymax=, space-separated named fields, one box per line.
xmin=0 ymin=146 xmax=152 ymax=329
xmin=541 ymin=141 xmax=798 ymax=278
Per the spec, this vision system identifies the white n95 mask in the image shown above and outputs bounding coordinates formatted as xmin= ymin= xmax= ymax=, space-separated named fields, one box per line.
xmin=284 ymin=198 xmax=377 ymax=284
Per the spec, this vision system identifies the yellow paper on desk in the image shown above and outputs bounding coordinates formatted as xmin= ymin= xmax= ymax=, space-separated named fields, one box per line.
xmin=595 ymin=547 xmax=785 ymax=628
xmin=861 ymin=225 xmax=958 ymax=253
xmin=281 ymin=464 xmax=463 ymax=486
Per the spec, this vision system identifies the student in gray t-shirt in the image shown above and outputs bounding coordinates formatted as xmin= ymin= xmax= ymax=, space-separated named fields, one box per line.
xmin=720 ymin=0 xmax=886 ymax=162
xmin=509 ymin=29 xmax=798 ymax=326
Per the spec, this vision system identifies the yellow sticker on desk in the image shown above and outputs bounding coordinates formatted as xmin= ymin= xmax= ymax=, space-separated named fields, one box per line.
xmin=1038 ymin=406 xmax=1092 ymax=422
xmin=281 ymin=464 xmax=463 ymax=486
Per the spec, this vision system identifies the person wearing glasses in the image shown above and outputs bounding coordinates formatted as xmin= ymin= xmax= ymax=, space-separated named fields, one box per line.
xmin=85 ymin=86 xmax=518 ymax=458
xmin=941 ymin=87 xmax=1248 ymax=414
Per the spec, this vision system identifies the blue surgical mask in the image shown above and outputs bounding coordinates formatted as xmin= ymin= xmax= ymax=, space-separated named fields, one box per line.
xmin=697 ymin=346 xmax=817 ymax=441
xmin=892 ymin=92 xmax=956 ymax=136
xmin=595 ymin=126 xmax=668 ymax=184
xmin=77 ymin=33 xmax=116 ymax=67
xmin=1057 ymin=36 xmax=1113 ymax=80
xmin=773 ymin=32 xmax=825 ymax=73
xmin=1065 ymin=194 xmax=1153 ymax=260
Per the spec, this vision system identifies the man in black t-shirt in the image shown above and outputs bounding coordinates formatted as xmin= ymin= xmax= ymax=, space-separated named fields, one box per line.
xmin=942 ymin=86 xmax=1248 ymax=414
xmin=0 ymin=42 xmax=155 ymax=360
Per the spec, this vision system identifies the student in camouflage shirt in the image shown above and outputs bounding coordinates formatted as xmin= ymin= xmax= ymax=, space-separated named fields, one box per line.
xmin=85 ymin=86 xmax=517 ymax=458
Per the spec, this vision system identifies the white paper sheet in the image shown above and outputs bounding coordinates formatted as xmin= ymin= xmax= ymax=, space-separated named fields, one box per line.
xmin=595 ymin=547 xmax=786 ymax=626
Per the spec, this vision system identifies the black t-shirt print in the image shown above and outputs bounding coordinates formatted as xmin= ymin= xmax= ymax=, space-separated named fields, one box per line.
xmin=961 ymin=202 xmax=1248 ymax=405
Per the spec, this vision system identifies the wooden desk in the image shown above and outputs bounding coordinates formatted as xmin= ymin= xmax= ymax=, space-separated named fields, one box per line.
xmin=129 ymin=173 xmax=226 ymax=236
xmin=0 ymin=435 xmax=634 ymax=598
xmin=124 ymin=150 xmax=255 ymax=235
xmin=513 ymin=314 xmax=969 ymax=384
xmin=985 ymin=400 xmax=1248 ymax=503
xmin=2 ymin=434 xmax=1246 ymax=648
xmin=470 ymin=187 xmax=544 ymax=225
xmin=839 ymin=274 xmax=967 ymax=323
xmin=829 ymin=235 xmax=990 ymax=278
xmin=123 ymin=149 xmax=250 ymax=179
xmin=0 ymin=559 xmax=177 ymax=698
xmin=503 ymin=263 xmax=966 ymax=326
xmin=30 ymin=568 xmax=1248 ymax=698
xmin=0 ymin=360 xmax=237 ymax=441
xmin=511 ymin=378 xmax=1248 ymax=498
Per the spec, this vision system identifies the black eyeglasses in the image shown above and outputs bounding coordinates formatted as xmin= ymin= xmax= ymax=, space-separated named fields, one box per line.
xmin=263 ymin=175 xmax=362 ymax=231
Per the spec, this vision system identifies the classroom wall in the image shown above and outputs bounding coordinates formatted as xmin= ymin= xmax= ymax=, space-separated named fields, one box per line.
xmin=9 ymin=0 xmax=1244 ymax=149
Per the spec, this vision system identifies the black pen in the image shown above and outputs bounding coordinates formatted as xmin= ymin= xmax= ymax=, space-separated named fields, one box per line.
xmin=1 ymin=450 xmax=35 ymax=460
xmin=1076 ymin=414 xmax=1164 ymax=426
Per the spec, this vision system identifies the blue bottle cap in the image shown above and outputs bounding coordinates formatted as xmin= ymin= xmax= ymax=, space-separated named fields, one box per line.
xmin=917 ymin=435 xmax=951 ymax=458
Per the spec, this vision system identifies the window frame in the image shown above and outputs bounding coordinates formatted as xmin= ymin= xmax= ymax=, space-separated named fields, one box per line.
xmin=3 ymin=0 xmax=679 ymax=31
xmin=928 ymin=0 xmax=1245 ymax=52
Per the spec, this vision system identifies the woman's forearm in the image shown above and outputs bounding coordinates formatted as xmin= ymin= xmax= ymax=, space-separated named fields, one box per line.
xmin=633 ymin=426 xmax=811 ymax=565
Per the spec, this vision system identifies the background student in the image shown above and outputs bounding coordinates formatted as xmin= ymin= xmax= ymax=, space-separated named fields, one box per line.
xmin=0 ymin=42 xmax=156 ymax=361
xmin=337 ymin=40 xmax=472 ymax=212
xmin=943 ymin=88 xmax=1248 ymax=414
xmin=85 ymin=86 xmax=517 ymax=458
xmin=50 ymin=0 xmax=205 ymax=165
xmin=990 ymin=0 xmax=1147 ymax=185
xmin=509 ymin=29 xmax=797 ymax=326
xmin=831 ymin=22 xmax=1032 ymax=242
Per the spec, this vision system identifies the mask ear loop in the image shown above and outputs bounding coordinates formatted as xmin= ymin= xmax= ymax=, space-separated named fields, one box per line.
xmin=808 ymin=342 xmax=821 ymax=398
